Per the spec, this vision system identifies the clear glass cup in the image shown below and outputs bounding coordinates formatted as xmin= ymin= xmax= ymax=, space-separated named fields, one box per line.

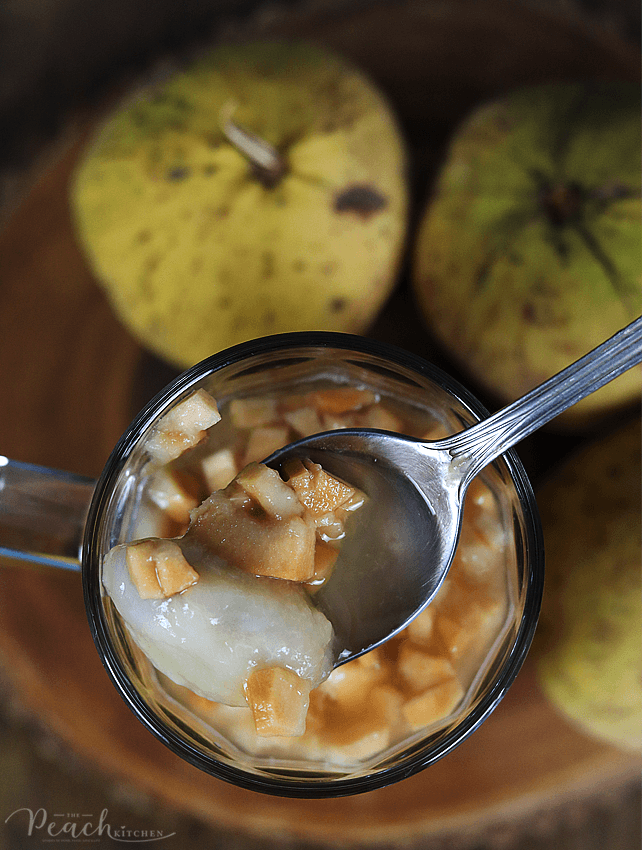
xmin=0 ymin=332 xmax=544 ymax=797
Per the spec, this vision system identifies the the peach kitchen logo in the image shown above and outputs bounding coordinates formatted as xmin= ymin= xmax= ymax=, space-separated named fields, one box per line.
xmin=5 ymin=807 xmax=177 ymax=843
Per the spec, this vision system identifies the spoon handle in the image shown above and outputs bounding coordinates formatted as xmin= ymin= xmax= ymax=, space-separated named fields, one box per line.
xmin=440 ymin=315 xmax=642 ymax=484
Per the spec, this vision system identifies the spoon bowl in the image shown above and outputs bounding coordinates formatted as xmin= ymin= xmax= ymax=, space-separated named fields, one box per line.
xmin=267 ymin=315 xmax=642 ymax=665
xmin=267 ymin=429 xmax=461 ymax=663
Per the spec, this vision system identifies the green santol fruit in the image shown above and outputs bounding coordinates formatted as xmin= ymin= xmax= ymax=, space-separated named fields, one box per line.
xmin=71 ymin=40 xmax=408 ymax=368
xmin=534 ymin=418 xmax=641 ymax=752
xmin=412 ymin=81 xmax=641 ymax=429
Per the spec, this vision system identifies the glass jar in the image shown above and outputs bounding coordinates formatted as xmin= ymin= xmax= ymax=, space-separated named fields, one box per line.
xmin=82 ymin=331 xmax=544 ymax=797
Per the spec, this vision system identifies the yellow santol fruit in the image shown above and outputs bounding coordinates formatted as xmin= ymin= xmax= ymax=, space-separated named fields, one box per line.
xmin=71 ymin=40 xmax=408 ymax=368
xmin=534 ymin=418 xmax=641 ymax=753
xmin=412 ymin=81 xmax=641 ymax=429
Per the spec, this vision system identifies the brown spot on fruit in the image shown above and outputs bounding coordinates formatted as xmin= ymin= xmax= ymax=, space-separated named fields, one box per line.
xmin=329 ymin=298 xmax=347 ymax=313
xmin=262 ymin=251 xmax=275 ymax=279
xmin=523 ymin=302 xmax=536 ymax=324
xmin=590 ymin=182 xmax=638 ymax=204
xmin=334 ymin=185 xmax=388 ymax=220
xmin=539 ymin=182 xmax=583 ymax=227
xmin=167 ymin=166 xmax=191 ymax=181
xmin=143 ymin=254 xmax=161 ymax=276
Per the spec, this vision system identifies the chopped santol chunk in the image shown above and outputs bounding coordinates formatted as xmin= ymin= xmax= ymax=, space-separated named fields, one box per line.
xmin=313 ymin=512 xmax=347 ymax=542
xmin=305 ymin=387 xmax=377 ymax=414
xmin=146 ymin=389 xmax=220 ymax=464
xmin=283 ymin=406 xmax=323 ymax=437
xmin=402 ymin=677 xmax=465 ymax=731
xmin=285 ymin=459 xmax=362 ymax=518
xmin=358 ymin=405 xmax=403 ymax=432
xmin=319 ymin=661 xmax=385 ymax=707
xmin=126 ymin=538 xmax=199 ymax=599
xmin=147 ymin=468 xmax=199 ymax=525
xmin=404 ymin=607 xmax=436 ymax=645
xmin=434 ymin=579 xmax=504 ymax=662
xmin=309 ymin=540 xmax=340 ymax=588
xmin=229 ymin=396 xmax=278 ymax=428
xmin=243 ymin=426 xmax=290 ymax=464
xmin=321 ymin=412 xmax=358 ymax=431
xmin=189 ymin=460 xmax=364 ymax=582
xmin=397 ymin=645 xmax=457 ymax=693
xmin=236 ymin=462 xmax=303 ymax=519
xmin=189 ymin=489 xmax=317 ymax=581
xmin=245 ymin=666 xmax=312 ymax=737
xmin=201 ymin=448 xmax=238 ymax=492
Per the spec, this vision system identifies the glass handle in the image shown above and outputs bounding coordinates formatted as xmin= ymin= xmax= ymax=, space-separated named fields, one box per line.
xmin=0 ymin=457 xmax=96 ymax=571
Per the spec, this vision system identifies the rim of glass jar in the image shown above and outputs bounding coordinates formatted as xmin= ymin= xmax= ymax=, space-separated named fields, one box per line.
xmin=82 ymin=331 xmax=544 ymax=798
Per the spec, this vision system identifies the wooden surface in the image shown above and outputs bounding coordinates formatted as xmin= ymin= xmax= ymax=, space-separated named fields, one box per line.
xmin=0 ymin=2 xmax=640 ymax=847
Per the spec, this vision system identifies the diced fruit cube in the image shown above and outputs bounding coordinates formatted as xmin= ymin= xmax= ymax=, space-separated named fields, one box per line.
xmin=321 ymin=412 xmax=358 ymax=431
xmin=452 ymin=526 xmax=497 ymax=580
xmin=322 ymin=685 xmax=402 ymax=762
xmin=333 ymin=490 xmax=366 ymax=521
xmin=308 ymin=540 xmax=339 ymax=588
xmin=146 ymin=390 xmax=221 ymax=463
xmin=229 ymin=396 xmax=278 ymax=428
xmin=306 ymin=387 xmax=376 ymax=414
xmin=356 ymin=647 xmax=385 ymax=671
xmin=463 ymin=478 xmax=506 ymax=554
xmin=236 ymin=462 xmax=303 ymax=519
xmin=146 ymin=468 xmax=199 ymax=525
xmin=318 ymin=661 xmax=384 ymax=706
xmin=287 ymin=460 xmax=358 ymax=518
xmin=126 ymin=538 xmax=199 ymax=599
xmin=245 ymin=666 xmax=312 ymax=737
xmin=283 ymin=406 xmax=323 ymax=437
xmin=201 ymin=448 xmax=238 ymax=492
xmin=224 ymin=479 xmax=253 ymax=509
xmin=371 ymin=684 xmax=404 ymax=730
xmin=189 ymin=491 xmax=316 ymax=581
xmin=313 ymin=512 xmax=346 ymax=541
xmin=397 ymin=645 xmax=456 ymax=693
xmin=404 ymin=607 xmax=436 ymax=645
xmin=436 ymin=614 xmax=474 ymax=662
xmin=358 ymin=405 xmax=403 ymax=432
xmin=435 ymin=579 xmax=505 ymax=662
xmin=281 ymin=457 xmax=311 ymax=490
xmin=402 ymin=677 xmax=464 ymax=730
xmin=243 ymin=426 xmax=289 ymax=464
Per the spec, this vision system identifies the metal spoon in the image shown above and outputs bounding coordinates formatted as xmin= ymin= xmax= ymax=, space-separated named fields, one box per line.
xmin=267 ymin=316 xmax=642 ymax=665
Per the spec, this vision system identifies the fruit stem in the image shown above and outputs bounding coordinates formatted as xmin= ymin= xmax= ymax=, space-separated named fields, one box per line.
xmin=539 ymin=182 xmax=583 ymax=227
xmin=220 ymin=102 xmax=286 ymax=188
